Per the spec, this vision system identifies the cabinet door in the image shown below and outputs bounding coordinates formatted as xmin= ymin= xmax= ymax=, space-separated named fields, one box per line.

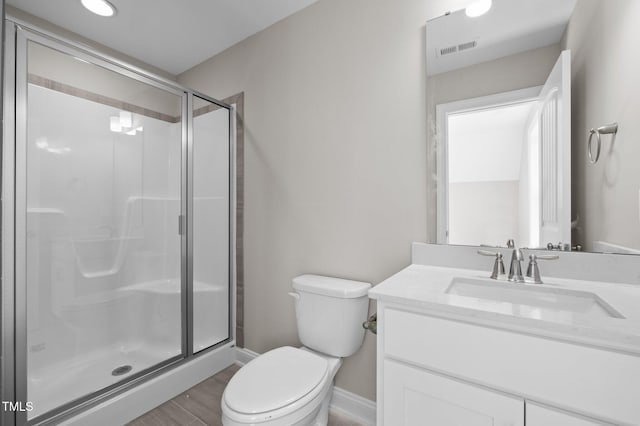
xmin=527 ymin=402 xmax=612 ymax=426
xmin=383 ymin=359 xmax=524 ymax=426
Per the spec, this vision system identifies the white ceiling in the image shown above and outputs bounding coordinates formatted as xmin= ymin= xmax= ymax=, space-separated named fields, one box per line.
xmin=426 ymin=0 xmax=577 ymax=76
xmin=6 ymin=0 xmax=319 ymax=75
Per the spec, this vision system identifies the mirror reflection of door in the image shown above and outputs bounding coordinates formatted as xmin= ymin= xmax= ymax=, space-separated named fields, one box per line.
xmin=437 ymin=50 xmax=571 ymax=249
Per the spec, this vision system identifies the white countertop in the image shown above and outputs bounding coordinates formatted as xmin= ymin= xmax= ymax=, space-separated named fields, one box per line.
xmin=369 ymin=264 xmax=640 ymax=355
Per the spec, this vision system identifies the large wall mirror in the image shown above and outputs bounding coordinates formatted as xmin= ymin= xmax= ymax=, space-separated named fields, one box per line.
xmin=426 ymin=0 xmax=640 ymax=255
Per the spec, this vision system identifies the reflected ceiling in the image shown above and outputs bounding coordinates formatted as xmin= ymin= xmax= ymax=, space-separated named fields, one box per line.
xmin=427 ymin=0 xmax=577 ymax=75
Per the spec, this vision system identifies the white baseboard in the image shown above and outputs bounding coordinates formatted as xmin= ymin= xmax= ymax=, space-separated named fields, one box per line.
xmin=329 ymin=386 xmax=376 ymax=426
xmin=235 ymin=346 xmax=259 ymax=366
xmin=235 ymin=347 xmax=376 ymax=425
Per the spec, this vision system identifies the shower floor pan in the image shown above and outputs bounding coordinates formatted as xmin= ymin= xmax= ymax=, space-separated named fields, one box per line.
xmin=27 ymin=343 xmax=177 ymax=419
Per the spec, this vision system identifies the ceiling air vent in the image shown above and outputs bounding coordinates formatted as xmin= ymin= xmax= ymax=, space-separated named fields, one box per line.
xmin=458 ymin=40 xmax=477 ymax=51
xmin=438 ymin=40 xmax=478 ymax=57
xmin=440 ymin=45 xmax=458 ymax=56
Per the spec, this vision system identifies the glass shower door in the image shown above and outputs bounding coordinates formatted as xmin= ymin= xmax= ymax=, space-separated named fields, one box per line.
xmin=19 ymin=36 xmax=185 ymax=420
xmin=191 ymin=95 xmax=231 ymax=353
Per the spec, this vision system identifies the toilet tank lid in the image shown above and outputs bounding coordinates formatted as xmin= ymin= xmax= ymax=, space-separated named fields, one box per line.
xmin=292 ymin=274 xmax=371 ymax=298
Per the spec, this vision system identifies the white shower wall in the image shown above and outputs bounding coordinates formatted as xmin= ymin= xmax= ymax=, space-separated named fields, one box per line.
xmin=26 ymin=83 xmax=181 ymax=287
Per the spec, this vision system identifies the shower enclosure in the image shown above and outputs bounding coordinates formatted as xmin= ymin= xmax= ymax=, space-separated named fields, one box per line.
xmin=2 ymin=20 xmax=234 ymax=425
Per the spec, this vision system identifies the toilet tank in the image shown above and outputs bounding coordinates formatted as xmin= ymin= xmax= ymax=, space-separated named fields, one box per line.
xmin=291 ymin=274 xmax=371 ymax=358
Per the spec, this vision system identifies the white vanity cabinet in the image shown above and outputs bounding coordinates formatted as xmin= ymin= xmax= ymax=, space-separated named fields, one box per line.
xmin=383 ymin=362 xmax=608 ymax=426
xmin=384 ymin=359 xmax=524 ymax=425
xmin=526 ymin=403 xmax=612 ymax=426
xmin=375 ymin=305 xmax=640 ymax=426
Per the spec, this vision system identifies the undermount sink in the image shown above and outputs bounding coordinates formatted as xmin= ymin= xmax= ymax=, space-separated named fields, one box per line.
xmin=445 ymin=277 xmax=624 ymax=319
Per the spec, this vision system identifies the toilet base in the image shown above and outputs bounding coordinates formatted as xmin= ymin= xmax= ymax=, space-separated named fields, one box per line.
xmin=311 ymin=386 xmax=332 ymax=426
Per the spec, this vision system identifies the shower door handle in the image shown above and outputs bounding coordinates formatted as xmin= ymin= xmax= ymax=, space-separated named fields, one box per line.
xmin=178 ymin=215 xmax=186 ymax=235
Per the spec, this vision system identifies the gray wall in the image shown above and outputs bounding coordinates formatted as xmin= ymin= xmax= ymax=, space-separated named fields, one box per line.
xmin=562 ymin=0 xmax=640 ymax=252
xmin=178 ymin=0 xmax=474 ymax=401
xmin=426 ymin=43 xmax=562 ymax=241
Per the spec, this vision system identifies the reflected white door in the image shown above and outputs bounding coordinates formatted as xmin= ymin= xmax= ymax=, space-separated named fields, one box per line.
xmin=538 ymin=50 xmax=571 ymax=247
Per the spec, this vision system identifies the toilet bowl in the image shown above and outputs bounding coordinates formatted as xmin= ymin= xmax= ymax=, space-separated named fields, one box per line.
xmin=221 ymin=346 xmax=341 ymax=426
xmin=221 ymin=274 xmax=371 ymax=426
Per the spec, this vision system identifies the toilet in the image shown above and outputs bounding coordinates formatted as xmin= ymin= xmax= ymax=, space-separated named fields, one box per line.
xmin=221 ymin=274 xmax=371 ymax=426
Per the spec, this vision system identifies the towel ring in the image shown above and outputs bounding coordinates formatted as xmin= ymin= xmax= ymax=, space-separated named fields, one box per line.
xmin=587 ymin=129 xmax=601 ymax=163
xmin=588 ymin=123 xmax=618 ymax=164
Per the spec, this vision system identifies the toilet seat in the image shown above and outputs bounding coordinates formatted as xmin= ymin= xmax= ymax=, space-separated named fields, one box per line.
xmin=223 ymin=346 xmax=330 ymax=422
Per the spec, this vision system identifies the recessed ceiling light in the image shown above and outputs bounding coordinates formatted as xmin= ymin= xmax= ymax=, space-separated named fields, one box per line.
xmin=465 ymin=0 xmax=492 ymax=18
xmin=81 ymin=0 xmax=116 ymax=17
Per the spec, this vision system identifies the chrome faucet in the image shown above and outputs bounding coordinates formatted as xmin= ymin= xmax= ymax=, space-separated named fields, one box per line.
xmin=506 ymin=239 xmax=525 ymax=283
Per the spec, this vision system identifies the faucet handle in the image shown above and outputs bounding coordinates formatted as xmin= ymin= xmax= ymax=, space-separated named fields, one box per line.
xmin=535 ymin=254 xmax=560 ymax=261
xmin=526 ymin=254 xmax=559 ymax=284
xmin=478 ymin=249 xmax=499 ymax=256
xmin=477 ymin=250 xmax=505 ymax=279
